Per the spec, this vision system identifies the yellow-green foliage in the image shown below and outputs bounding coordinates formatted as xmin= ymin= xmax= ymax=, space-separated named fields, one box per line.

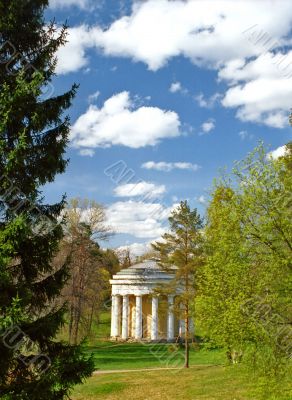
xmin=196 ymin=144 xmax=292 ymax=398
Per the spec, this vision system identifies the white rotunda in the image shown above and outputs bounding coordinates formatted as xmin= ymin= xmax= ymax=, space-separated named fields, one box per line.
xmin=110 ymin=259 xmax=186 ymax=341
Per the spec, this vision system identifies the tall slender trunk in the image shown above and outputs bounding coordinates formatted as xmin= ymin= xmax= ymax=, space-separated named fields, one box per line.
xmin=72 ymin=275 xmax=83 ymax=344
xmin=72 ymin=298 xmax=81 ymax=345
xmin=184 ymin=303 xmax=189 ymax=368
xmin=68 ymin=271 xmax=77 ymax=344
xmin=184 ymin=230 xmax=190 ymax=368
xmin=87 ymin=299 xmax=95 ymax=337
xmin=68 ymin=302 xmax=74 ymax=344
xmin=73 ymin=249 xmax=89 ymax=344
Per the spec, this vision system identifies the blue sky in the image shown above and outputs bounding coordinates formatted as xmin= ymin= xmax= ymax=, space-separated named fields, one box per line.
xmin=44 ymin=0 xmax=292 ymax=255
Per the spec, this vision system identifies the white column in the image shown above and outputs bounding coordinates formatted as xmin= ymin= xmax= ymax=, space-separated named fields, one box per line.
xmin=179 ymin=319 xmax=185 ymax=337
xmin=189 ymin=317 xmax=194 ymax=337
xmin=122 ymin=295 xmax=129 ymax=340
xmin=112 ymin=295 xmax=120 ymax=337
xmin=179 ymin=303 xmax=185 ymax=337
xmin=151 ymin=296 xmax=158 ymax=341
xmin=167 ymin=295 xmax=175 ymax=341
xmin=135 ymin=295 xmax=143 ymax=339
xmin=117 ymin=295 xmax=122 ymax=337
xmin=110 ymin=295 xmax=115 ymax=337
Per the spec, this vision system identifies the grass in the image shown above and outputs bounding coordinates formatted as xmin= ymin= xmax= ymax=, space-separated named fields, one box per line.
xmin=72 ymin=365 xmax=261 ymax=400
xmin=57 ymin=311 xmax=112 ymax=343
xmin=66 ymin=310 xmax=292 ymax=399
xmin=82 ymin=309 xmax=225 ymax=371
xmin=90 ymin=312 xmax=112 ymax=340
xmin=85 ymin=341 xmax=225 ymax=370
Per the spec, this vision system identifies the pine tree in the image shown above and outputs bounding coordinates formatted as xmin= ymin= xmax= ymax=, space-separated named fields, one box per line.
xmin=152 ymin=201 xmax=204 ymax=368
xmin=0 ymin=1 xmax=94 ymax=398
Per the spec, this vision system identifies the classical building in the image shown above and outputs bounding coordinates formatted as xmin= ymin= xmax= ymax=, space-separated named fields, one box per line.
xmin=110 ymin=259 xmax=190 ymax=341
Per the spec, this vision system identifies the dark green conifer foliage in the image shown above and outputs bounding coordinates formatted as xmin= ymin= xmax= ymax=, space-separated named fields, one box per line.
xmin=0 ymin=1 xmax=94 ymax=398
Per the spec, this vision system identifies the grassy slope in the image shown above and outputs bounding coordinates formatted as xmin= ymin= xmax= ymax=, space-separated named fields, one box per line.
xmin=57 ymin=311 xmax=112 ymax=343
xmin=85 ymin=342 xmax=225 ymax=370
xmin=83 ymin=310 xmax=225 ymax=370
xmin=72 ymin=310 xmax=292 ymax=400
xmin=72 ymin=366 xmax=259 ymax=400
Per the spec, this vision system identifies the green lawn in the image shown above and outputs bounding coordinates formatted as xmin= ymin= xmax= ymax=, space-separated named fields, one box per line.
xmin=85 ymin=341 xmax=225 ymax=370
xmin=83 ymin=309 xmax=225 ymax=371
xmin=72 ymin=365 xmax=269 ymax=400
xmin=70 ymin=311 xmax=291 ymax=400
xmin=90 ymin=312 xmax=112 ymax=340
xmin=57 ymin=311 xmax=113 ymax=343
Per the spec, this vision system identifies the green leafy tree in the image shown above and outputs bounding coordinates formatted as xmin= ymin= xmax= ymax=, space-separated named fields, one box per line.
xmin=152 ymin=201 xmax=204 ymax=368
xmin=0 ymin=2 xmax=94 ymax=399
xmin=196 ymin=185 xmax=258 ymax=363
xmin=197 ymin=144 xmax=292 ymax=398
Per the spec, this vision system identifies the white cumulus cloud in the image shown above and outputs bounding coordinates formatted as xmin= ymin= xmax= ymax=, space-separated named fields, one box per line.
xmin=196 ymin=195 xmax=207 ymax=204
xmin=106 ymin=201 xmax=179 ymax=239
xmin=238 ymin=130 xmax=254 ymax=141
xmin=55 ymin=1 xmax=292 ymax=129
xmin=141 ymin=161 xmax=201 ymax=172
xmin=114 ymin=182 xmax=166 ymax=199
xmin=88 ymin=90 xmax=100 ymax=103
xmin=169 ymin=82 xmax=182 ymax=93
xmin=70 ymin=91 xmax=181 ymax=149
xmin=56 ymin=1 xmax=292 ymax=73
xmin=116 ymin=242 xmax=152 ymax=257
xmin=200 ymin=119 xmax=215 ymax=135
xmin=50 ymin=0 xmax=88 ymax=8
xmin=169 ymin=81 xmax=188 ymax=94
xmin=220 ymin=52 xmax=292 ymax=127
xmin=79 ymin=148 xmax=95 ymax=157
xmin=50 ymin=0 xmax=101 ymax=9
xmin=91 ymin=0 xmax=292 ymax=70
xmin=56 ymin=26 xmax=94 ymax=74
xmin=195 ymin=92 xmax=222 ymax=108
xmin=267 ymin=145 xmax=289 ymax=159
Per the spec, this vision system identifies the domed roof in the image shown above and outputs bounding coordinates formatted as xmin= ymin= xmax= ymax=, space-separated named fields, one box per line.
xmin=116 ymin=259 xmax=161 ymax=276
xmin=130 ymin=259 xmax=161 ymax=270
xmin=110 ymin=259 xmax=177 ymax=296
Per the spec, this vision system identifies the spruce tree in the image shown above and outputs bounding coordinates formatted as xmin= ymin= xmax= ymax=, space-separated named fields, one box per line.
xmin=0 ymin=1 xmax=94 ymax=399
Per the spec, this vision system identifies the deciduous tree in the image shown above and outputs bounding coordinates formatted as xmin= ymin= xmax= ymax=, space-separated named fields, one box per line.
xmin=197 ymin=144 xmax=292 ymax=397
xmin=58 ymin=198 xmax=114 ymax=344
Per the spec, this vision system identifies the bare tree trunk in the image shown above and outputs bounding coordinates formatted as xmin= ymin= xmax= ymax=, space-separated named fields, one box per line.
xmin=72 ymin=276 xmax=83 ymax=344
xmin=68 ymin=302 xmax=74 ymax=344
xmin=184 ymin=232 xmax=190 ymax=369
xmin=72 ymin=299 xmax=81 ymax=344
xmin=87 ymin=300 xmax=95 ymax=337
xmin=68 ymin=270 xmax=77 ymax=344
